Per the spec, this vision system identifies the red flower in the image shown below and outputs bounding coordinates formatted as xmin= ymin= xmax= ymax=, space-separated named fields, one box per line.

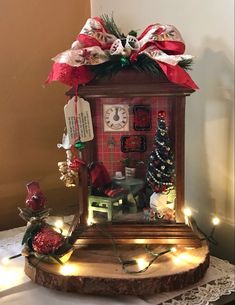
xmin=32 ymin=227 xmax=64 ymax=254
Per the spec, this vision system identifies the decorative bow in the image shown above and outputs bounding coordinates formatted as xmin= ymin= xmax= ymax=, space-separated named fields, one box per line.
xmin=69 ymin=156 xmax=86 ymax=172
xmin=46 ymin=16 xmax=198 ymax=89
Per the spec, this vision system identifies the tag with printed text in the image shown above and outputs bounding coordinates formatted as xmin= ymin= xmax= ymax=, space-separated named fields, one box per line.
xmin=64 ymin=97 xmax=94 ymax=145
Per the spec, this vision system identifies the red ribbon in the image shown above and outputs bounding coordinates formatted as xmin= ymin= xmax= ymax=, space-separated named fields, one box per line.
xmin=69 ymin=156 xmax=86 ymax=172
xmin=46 ymin=17 xmax=198 ymax=90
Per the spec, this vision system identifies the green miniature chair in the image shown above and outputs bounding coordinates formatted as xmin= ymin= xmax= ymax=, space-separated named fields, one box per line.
xmin=88 ymin=195 xmax=124 ymax=222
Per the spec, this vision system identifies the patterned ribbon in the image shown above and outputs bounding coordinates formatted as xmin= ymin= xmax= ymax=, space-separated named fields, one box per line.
xmin=46 ymin=17 xmax=198 ymax=89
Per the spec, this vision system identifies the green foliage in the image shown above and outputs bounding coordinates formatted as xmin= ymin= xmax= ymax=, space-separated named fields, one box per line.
xmin=95 ymin=15 xmax=194 ymax=81
xmin=90 ymin=53 xmax=193 ymax=81
xmin=18 ymin=207 xmax=51 ymax=222
xmin=128 ymin=30 xmax=137 ymax=37
xmin=22 ymin=222 xmax=42 ymax=249
xmin=101 ymin=14 xmax=123 ymax=38
xmin=178 ymin=58 xmax=193 ymax=70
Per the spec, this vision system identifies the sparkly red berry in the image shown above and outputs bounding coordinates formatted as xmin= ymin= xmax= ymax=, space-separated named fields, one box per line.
xmin=158 ymin=111 xmax=166 ymax=118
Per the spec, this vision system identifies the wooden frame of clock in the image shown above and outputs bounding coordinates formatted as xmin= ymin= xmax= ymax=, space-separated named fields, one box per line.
xmin=67 ymin=70 xmax=201 ymax=247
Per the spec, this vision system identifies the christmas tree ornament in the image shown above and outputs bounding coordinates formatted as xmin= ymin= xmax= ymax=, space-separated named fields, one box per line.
xmin=158 ymin=110 xmax=166 ymax=118
xmin=120 ymin=56 xmax=129 ymax=67
xmin=75 ymin=141 xmax=85 ymax=150
xmin=57 ymin=133 xmax=71 ymax=150
xmin=58 ymin=149 xmax=80 ymax=187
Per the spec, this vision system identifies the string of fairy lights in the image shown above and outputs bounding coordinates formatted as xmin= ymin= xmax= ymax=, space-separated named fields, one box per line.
xmin=0 ymin=208 xmax=220 ymax=278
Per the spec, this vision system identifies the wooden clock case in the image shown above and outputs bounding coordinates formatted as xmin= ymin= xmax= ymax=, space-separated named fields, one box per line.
xmin=67 ymin=70 xmax=201 ymax=247
xmin=24 ymin=70 xmax=210 ymax=296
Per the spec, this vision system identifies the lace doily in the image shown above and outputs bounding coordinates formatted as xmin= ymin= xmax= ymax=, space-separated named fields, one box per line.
xmin=143 ymin=256 xmax=235 ymax=305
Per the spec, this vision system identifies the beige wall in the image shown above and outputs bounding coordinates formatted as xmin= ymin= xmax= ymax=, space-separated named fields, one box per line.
xmin=91 ymin=0 xmax=235 ymax=262
xmin=0 ymin=0 xmax=90 ymax=230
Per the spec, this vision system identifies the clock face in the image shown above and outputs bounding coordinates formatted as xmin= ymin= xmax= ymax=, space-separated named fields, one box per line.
xmin=103 ymin=104 xmax=129 ymax=131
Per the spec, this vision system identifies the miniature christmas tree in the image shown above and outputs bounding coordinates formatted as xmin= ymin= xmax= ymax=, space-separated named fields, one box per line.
xmin=146 ymin=111 xmax=175 ymax=193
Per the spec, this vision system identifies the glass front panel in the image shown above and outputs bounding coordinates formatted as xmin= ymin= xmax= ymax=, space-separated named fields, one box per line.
xmin=88 ymin=97 xmax=176 ymax=224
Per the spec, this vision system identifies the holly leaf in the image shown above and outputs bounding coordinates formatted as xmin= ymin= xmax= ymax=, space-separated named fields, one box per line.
xmin=22 ymin=223 xmax=42 ymax=247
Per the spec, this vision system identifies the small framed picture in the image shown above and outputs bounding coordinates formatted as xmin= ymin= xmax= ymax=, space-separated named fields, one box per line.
xmin=121 ymin=135 xmax=147 ymax=152
xmin=133 ymin=105 xmax=151 ymax=131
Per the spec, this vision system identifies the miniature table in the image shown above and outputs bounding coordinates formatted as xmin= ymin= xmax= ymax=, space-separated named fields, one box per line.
xmin=113 ymin=177 xmax=145 ymax=194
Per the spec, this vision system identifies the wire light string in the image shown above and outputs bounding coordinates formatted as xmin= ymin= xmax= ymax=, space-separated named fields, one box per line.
xmin=1 ymin=217 xmax=220 ymax=274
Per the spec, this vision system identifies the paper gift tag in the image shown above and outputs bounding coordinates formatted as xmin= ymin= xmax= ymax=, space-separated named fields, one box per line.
xmin=64 ymin=97 xmax=94 ymax=145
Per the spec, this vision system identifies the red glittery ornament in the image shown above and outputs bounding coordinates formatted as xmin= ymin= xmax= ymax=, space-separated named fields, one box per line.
xmin=32 ymin=227 xmax=64 ymax=254
xmin=158 ymin=111 xmax=166 ymax=119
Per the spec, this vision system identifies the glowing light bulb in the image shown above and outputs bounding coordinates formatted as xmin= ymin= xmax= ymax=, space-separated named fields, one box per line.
xmin=1 ymin=257 xmax=10 ymax=265
xmin=170 ymin=247 xmax=177 ymax=253
xmin=54 ymin=219 xmax=64 ymax=229
xmin=212 ymin=217 xmax=220 ymax=226
xmin=87 ymin=218 xmax=93 ymax=226
xmin=60 ymin=263 xmax=77 ymax=275
xmin=136 ymin=258 xmax=148 ymax=270
xmin=183 ymin=208 xmax=192 ymax=217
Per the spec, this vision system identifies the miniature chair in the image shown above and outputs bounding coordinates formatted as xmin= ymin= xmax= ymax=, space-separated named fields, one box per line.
xmin=88 ymin=162 xmax=125 ymax=222
xmin=88 ymin=194 xmax=124 ymax=222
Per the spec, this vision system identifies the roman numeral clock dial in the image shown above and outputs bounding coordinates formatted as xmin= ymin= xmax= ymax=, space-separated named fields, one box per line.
xmin=103 ymin=104 xmax=129 ymax=132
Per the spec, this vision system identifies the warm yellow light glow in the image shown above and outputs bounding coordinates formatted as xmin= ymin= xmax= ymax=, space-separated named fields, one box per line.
xmin=136 ymin=258 xmax=148 ymax=270
xmin=1 ymin=257 xmax=10 ymax=265
xmin=0 ymin=266 xmax=25 ymax=290
xmin=118 ymin=199 xmax=123 ymax=205
xmin=170 ymin=247 xmax=177 ymax=253
xmin=212 ymin=217 xmax=220 ymax=226
xmin=87 ymin=218 xmax=93 ymax=226
xmin=183 ymin=208 xmax=192 ymax=217
xmin=60 ymin=263 xmax=78 ymax=276
xmin=54 ymin=219 xmax=64 ymax=229
xmin=172 ymin=252 xmax=200 ymax=265
xmin=62 ymin=229 xmax=69 ymax=236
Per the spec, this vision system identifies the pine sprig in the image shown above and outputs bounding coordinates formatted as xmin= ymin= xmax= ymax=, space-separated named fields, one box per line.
xmin=178 ymin=58 xmax=193 ymax=70
xmin=132 ymin=54 xmax=161 ymax=75
xmin=91 ymin=15 xmax=194 ymax=81
xmin=90 ymin=53 xmax=193 ymax=81
xmin=101 ymin=14 xmax=123 ymax=38
xmin=90 ymin=55 xmax=130 ymax=80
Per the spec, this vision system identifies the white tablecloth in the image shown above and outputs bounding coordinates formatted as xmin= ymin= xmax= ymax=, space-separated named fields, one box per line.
xmin=0 ymin=222 xmax=234 ymax=305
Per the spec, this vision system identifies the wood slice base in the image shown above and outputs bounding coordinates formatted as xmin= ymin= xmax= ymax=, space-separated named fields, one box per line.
xmin=25 ymin=242 xmax=209 ymax=296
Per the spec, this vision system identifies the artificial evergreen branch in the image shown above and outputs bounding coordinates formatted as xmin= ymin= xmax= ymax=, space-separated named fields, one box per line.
xmin=90 ymin=53 xmax=193 ymax=81
xmin=178 ymin=58 xmax=193 ymax=70
xmin=101 ymin=14 xmax=123 ymax=38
